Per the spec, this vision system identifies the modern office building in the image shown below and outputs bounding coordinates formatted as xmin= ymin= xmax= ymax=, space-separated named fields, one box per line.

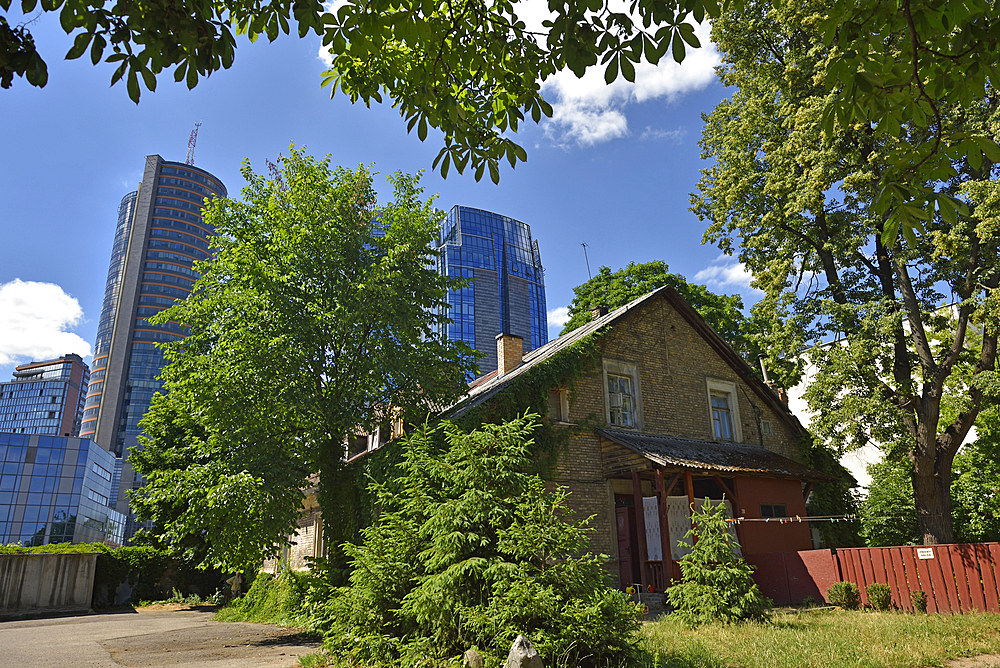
xmin=78 ymin=155 xmax=226 ymax=539
xmin=0 ymin=354 xmax=90 ymax=437
xmin=0 ymin=433 xmax=124 ymax=546
xmin=437 ymin=206 xmax=548 ymax=376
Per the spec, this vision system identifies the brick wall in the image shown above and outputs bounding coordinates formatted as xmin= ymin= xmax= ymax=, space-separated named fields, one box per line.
xmin=261 ymin=491 xmax=322 ymax=573
xmin=549 ymin=294 xmax=810 ymax=576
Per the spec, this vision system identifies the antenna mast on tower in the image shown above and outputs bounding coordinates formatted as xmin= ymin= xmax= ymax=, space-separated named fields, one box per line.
xmin=186 ymin=121 xmax=202 ymax=165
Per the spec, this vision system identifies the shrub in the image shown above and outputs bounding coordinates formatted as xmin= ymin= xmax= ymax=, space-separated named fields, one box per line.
xmin=827 ymin=581 xmax=861 ymax=610
xmin=216 ymin=568 xmax=311 ymax=625
xmin=910 ymin=590 xmax=928 ymax=613
xmin=866 ymin=583 xmax=893 ymax=611
xmin=666 ymin=500 xmax=771 ymax=627
xmin=315 ymin=415 xmax=645 ymax=668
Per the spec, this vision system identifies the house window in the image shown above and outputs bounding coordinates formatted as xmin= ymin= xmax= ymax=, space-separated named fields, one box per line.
xmin=548 ymin=388 xmax=570 ymax=423
xmin=760 ymin=503 xmax=787 ymax=518
xmin=608 ymin=375 xmax=635 ymax=428
xmin=761 ymin=420 xmax=772 ymax=435
xmin=710 ymin=393 xmax=734 ymax=440
xmin=705 ymin=378 xmax=742 ymax=442
xmin=602 ymin=359 xmax=642 ymax=430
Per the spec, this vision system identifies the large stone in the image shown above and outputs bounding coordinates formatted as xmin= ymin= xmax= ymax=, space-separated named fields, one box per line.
xmin=504 ymin=635 xmax=543 ymax=668
xmin=463 ymin=648 xmax=485 ymax=668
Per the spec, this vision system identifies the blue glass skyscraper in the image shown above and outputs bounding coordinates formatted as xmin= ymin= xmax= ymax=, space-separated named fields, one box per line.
xmin=79 ymin=155 xmax=225 ymax=541
xmin=437 ymin=206 xmax=548 ymax=375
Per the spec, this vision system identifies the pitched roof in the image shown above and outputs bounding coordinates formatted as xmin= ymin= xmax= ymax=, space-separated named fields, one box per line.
xmin=597 ymin=428 xmax=836 ymax=482
xmin=443 ymin=287 xmax=669 ymax=419
xmin=443 ymin=286 xmax=806 ymax=439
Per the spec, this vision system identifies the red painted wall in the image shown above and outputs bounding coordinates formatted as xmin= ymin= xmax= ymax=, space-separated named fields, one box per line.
xmin=733 ymin=476 xmax=812 ymax=555
xmin=745 ymin=549 xmax=840 ymax=605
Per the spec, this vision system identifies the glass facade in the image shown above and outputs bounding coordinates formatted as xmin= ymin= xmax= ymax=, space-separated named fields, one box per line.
xmin=437 ymin=206 xmax=547 ymax=375
xmin=78 ymin=157 xmax=225 ymax=544
xmin=0 ymin=355 xmax=90 ymax=437
xmin=81 ymin=192 xmax=136 ymax=440
xmin=81 ymin=159 xmax=226 ymax=455
xmin=0 ymin=433 xmax=124 ymax=546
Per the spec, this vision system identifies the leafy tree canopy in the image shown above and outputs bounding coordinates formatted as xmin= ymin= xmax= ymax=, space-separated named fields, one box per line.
xmin=3 ymin=0 xmax=997 ymax=233
xmin=560 ymin=260 xmax=757 ymax=364
xmin=694 ymin=0 xmax=999 ymax=544
xmin=129 ymin=148 xmax=478 ymax=571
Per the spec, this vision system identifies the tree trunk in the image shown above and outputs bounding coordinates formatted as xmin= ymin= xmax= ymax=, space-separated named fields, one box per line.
xmin=911 ymin=448 xmax=955 ymax=545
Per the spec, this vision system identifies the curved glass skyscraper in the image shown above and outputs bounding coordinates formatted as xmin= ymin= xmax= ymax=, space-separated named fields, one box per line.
xmin=79 ymin=155 xmax=225 ymax=539
xmin=437 ymin=206 xmax=547 ymax=376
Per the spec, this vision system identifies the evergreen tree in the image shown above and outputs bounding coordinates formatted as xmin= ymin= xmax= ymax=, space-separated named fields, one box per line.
xmin=666 ymin=500 xmax=771 ymax=627
xmin=315 ymin=414 xmax=643 ymax=668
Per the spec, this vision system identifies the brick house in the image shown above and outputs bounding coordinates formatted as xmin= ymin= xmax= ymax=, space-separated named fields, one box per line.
xmin=266 ymin=285 xmax=837 ymax=590
xmin=443 ymin=285 xmax=836 ymax=591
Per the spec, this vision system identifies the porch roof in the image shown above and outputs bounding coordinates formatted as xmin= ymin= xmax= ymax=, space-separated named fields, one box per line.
xmin=596 ymin=428 xmax=836 ymax=482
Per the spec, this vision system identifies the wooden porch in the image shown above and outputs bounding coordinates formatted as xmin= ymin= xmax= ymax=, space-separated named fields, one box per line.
xmin=597 ymin=428 xmax=833 ymax=592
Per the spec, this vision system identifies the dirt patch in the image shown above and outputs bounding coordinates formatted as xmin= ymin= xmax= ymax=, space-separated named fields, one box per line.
xmin=135 ymin=603 xmax=219 ymax=613
xmin=100 ymin=621 xmax=322 ymax=667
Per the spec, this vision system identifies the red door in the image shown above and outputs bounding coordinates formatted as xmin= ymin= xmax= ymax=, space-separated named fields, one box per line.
xmin=616 ymin=505 xmax=640 ymax=589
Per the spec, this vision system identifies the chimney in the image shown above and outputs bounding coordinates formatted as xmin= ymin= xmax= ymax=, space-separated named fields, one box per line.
xmin=591 ymin=305 xmax=609 ymax=321
xmin=758 ymin=354 xmax=771 ymax=383
xmin=495 ymin=333 xmax=523 ymax=377
xmin=759 ymin=354 xmax=788 ymax=405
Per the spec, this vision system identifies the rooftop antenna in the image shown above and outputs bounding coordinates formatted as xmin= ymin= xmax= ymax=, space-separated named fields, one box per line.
xmin=581 ymin=242 xmax=593 ymax=281
xmin=185 ymin=121 xmax=202 ymax=165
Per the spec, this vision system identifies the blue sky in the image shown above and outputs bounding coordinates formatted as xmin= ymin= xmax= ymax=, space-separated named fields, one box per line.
xmin=0 ymin=12 xmax=760 ymax=380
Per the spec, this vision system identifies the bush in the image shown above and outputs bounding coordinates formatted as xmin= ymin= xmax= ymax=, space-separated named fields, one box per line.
xmin=827 ymin=581 xmax=861 ymax=610
xmin=910 ymin=590 xmax=928 ymax=613
xmin=866 ymin=583 xmax=892 ymax=611
xmin=666 ymin=500 xmax=771 ymax=627
xmin=215 ymin=568 xmax=311 ymax=625
xmin=315 ymin=415 xmax=645 ymax=668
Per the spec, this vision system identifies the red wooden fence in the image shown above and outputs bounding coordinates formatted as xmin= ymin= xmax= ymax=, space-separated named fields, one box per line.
xmin=834 ymin=543 xmax=1000 ymax=613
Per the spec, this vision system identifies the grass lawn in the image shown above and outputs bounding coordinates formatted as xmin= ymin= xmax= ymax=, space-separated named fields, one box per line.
xmin=644 ymin=609 xmax=1000 ymax=668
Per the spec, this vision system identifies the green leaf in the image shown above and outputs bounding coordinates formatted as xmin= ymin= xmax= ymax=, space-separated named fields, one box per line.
xmin=620 ymin=56 xmax=635 ymax=82
xmin=126 ymin=69 xmax=140 ymax=103
xmin=672 ymin=32 xmax=686 ymax=62
xmin=678 ymin=22 xmax=700 ymax=48
xmin=604 ymin=56 xmax=618 ymax=84
xmin=141 ymin=66 xmax=156 ymax=92
xmin=65 ymin=32 xmax=91 ymax=60
xmin=90 ymin=34 xmax=105 ymax=65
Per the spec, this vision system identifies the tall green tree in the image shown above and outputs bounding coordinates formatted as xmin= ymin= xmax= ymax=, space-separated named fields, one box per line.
xmin=693 ymin=0 xmax=1000 ymax=545
xmin=129 ymin=149 xmax=478 ymax=571
xmin=560 ymin=260 xmax=757 ymax=364
xmin=4 ymin=0 xmax=997 ymax=229
xmin=861 ymin=403 xmax=1000 ymax=547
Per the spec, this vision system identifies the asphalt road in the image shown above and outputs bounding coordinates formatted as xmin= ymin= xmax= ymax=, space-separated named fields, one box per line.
xmin=0 ymin=607 xmax=321 ymax=668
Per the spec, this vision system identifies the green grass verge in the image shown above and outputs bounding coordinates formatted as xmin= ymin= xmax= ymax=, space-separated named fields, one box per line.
xmin=644 ymin=609 xmax=1000 ymax=668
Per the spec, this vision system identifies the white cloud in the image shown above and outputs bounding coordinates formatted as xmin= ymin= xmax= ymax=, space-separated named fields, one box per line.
xmin=541 ymin=19 xmax=720 ymax=146
xmin=639 ymin=126 xmax=687 ymax=143
xmin=316 ymin=2 xmax=720 ymax=147
xmin=0 ymin=280 xmax=92 ymax=366
xmin=694 ymin=257 xmax=760 ymax=292
xmin=547 ymin=306 xmax=571 ymax=328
